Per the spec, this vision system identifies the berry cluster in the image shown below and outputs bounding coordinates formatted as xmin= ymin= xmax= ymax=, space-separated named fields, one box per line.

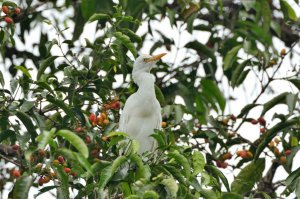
xmin=1 ymin=5 xmax=21 ymax=24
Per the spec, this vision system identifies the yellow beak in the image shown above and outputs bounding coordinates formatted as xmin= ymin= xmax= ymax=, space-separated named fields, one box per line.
xmin=144 ymin=53 xmax=167 ymax=63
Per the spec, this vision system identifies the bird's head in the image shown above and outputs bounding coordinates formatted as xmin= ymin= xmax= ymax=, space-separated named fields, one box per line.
xmin=133 ymin=53 xmax=166 ymax=73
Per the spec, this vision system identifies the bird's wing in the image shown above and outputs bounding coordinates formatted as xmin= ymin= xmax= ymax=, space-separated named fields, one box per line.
xmin=119 ymin=105 xmax=128 ymax=133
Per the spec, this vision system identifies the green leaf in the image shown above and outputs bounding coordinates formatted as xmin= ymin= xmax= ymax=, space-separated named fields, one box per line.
xmin=36 ymin=186 xmax=60 ymax=198
xmin=261 ymin=92 xmax=289 ymax=115
xmin=0 ymin=130 xmax=15 ymax=142
xmin=199 ymin=188 xmax=217 ymax=199
xmin=73 ymin=152 xmax=93 ymax=175
xmin=56 ymin=129 xmax=89 ymax=158
xmin=221 ymin=192 xmax=243 ymax=199
xmin=88 ymin=13 xmax=110 ymax=23
xmin=99 ymin=165 xmax=112 ymax=189
xmin=15 ymin=66 xmax=32 ymax=78
xmin=237 ymin=104 xmax=259 ymax=118
xmin=130 ymin=154 xmax=150 ymax=180
xmin=36 ymin=128 xmax=56 ymax=149
xmin=289 ymin=78 xmax=300 ymax=90
xmin=280 ymin=0 xmax=298 ymax=21
xmin=231 ymin=158 xmax=265 ymax=195
xmin=143 ymin=190 xmax=159 ymax=199
xmin=125 ymin=195 xmax=140 ymax=199
xmin=114 ymin=32 xmax=137 ymax=57
xmin=13 ymin=175 xmax=32 ymax=199
xmin=286 ymin=167 xmax=300 ymax=187
xmin=205 ymin=165 xmax=230 ymax=192
xmin=54 ymin=166 xmax=69 ymax=198
xmin=155 ymin=85 xmax=165 ymax=105
xmin=201 ymin=79 xmax=226 ymax=112
xmin=192 ymin=150 xmax=205 ymax=176
xmin=168 ymin=151 xmax=191 ymax=178
xmin=260 ymin=0 xmax=271 ymax=32
xmin=185 ymin=41 xmax=216 ymax=63
xmin=107 ymin=131 xmax=129 ymax=138
xmin=46 ymin=95 xmax=74 ymax=118
xmin=120 ymin=28 xmax=142 ymax=43
xmin=37 ymin=56 xmax=58 ymax=81
xmin=223 ymin=45 xmax=242 ymax=71
xmin=161 ymin=177 xmax=178 ymax=198
xmin=231 ymin=60 xmax=249 ymax=88
xmin=81 ymin=0 xmax=96 ymax=20
xmin=2 ymin=1 xmax=18 ymax=8
xmin=254 ymin=118 xmax=299 ymax=159
xmin=111 ymin=156 xmax=127 ymax=174
xmin=174 ymin=104 xmax=184 ymax=124
xmin=15 ymin=111 xmax=38 ymax=143
xmin=20 ymin=101 xmax=34 ymax=112
xmin=0 ymin=70 xmax=4 ymax=87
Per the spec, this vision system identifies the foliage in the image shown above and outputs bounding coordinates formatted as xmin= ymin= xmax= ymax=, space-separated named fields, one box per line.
xmin=0 ymin=0 xmax=299 ymax=198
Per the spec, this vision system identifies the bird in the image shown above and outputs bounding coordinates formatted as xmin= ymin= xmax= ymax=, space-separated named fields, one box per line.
xmin=119 ymin=53 xmax=166 ymax=154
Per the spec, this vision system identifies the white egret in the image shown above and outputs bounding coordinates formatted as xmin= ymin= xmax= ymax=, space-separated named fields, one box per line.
xmin=119 ymin=53 xmax=167 ymax=154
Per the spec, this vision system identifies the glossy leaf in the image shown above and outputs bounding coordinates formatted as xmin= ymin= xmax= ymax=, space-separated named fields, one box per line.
xmin=37 ymin=56 xmax=58 ymax=81
xmin=15 ymin=111 xmax=38 ymax=143
xmin=13 ymin=175 xmax=32 ymax=199
xmin=37 ymin=128 xmax=56 ymax=149
xmin=192 ymin=150 xmax=205 ymax=176
xmin=56 ymin=129 xmax=89 ymax=158
xmin=88 ymin=13 xmax=110 ymax=23
xmin=223 ymin=45 xmax=242 ymax=71
xmin=221 ymin=192 xmax=243 ymax=199
xmin=114 ymin=32 xmax=137 ymax=57
xmin=168 ymin=151 xmax=191 ymax=178
xmin=280 ymin=0 xmax=297 ymax=21
xmin=231 ymin=158 xmax=265 ymax=195
xmin=289 ymin=79 xmax=300 ymax=90
xmin=261 ymin=92 xmax=289 ymax=115
xmin=161 ymin=177 xmax=178 ymax=198
xmin=15 ymin=66 xmax=32 ymax=78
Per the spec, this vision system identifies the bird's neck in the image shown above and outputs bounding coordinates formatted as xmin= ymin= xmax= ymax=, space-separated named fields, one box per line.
xmin=133 ymin=72 xmax=155 ymax=97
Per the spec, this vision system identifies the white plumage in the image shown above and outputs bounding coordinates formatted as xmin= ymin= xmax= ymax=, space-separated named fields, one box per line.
xmin=119 ymin=53 xmax=166 ymax=154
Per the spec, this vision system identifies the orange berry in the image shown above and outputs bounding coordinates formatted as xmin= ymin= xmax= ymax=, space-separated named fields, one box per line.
xmin=280 ymin=48 xmax=286 ymax=56
xmin=2 ymin=6 xmax=9 ymax=14
xmin=269 ymin=141 xmax=275 ymax=148
xmin=102 ymin=119 xmax=109 ymax=125
xmin=246 ymin=151 xmax=253 ymax=158
xmin=101 ymin=136 xmax=108 ymax=142
xmin=53 ymin=159 xmax=59 ymax=165
xmin=269 ymin=59 xmax=276 ymax=66
xmin=280 ymin=156 xmax=287 ymax=165
xmin=42 ymin=176 xmax=50 ymax=183
xmin=222 ymin=118 xmax=229 ymax=125
xmin=12 ymin=144 xmax=19 ymax=150
xmin=223 ymin=152 xmax=232 ymax=160
xmin=161 ymin=121 xmax=167 ymax=128
xmin=273 ymin=147 xmax=280 ymax=156
xmin=15 ymin=7 xmax=21 ymax=14
xmin=285 ymin=150 xmax=292 ymax=156
xmin=12 ymin=169 xmax=21 ymax=178
xmin=64 ymin=167 xmax=71 ymax=173
xmin=85 ymin=136 xmax=91 ymax=144
xmin=4 ymin=16 xmax=13 ymax=24
xmin=50 ymin=172 xmax=56 ymax=178
xmin=58 ymin=156 xmax=64 ymax=163
xmin=103 ymin=104 xmax=111 ymax=110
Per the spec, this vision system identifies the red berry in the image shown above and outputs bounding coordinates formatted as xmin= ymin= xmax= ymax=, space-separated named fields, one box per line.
xmin=39 ymin=149 xmax=46 ymax=156
xmin=237 ymin=150 xmax=247 ymax=158
xmin=38 ymin=177 xmax=44 ymax=186
xmin=258 ymin=117 xmax=266 ymax=126
xmin=15 ymin=7 xmax=21 ymax=14
xmin=64 ymin=167 xmax=71 ymax=173
xmin=85 ymin=136 xmax=91 ymax=144
xmin=251 ymin=119 xmax=258 ymax=125
xmin=221 ymin=162 xmax=228 ymax=168
xmin=71 ymin=172 xmax=77 ymax=177
xmin=58 ymin=156 xmax=65 ymax=164
xmin=111 ymin=101 xmax=120 ymax=109
xmin=89 ymin=113 xmax=96 ymax=123
xmin=75 ymin=126 xmax=82 ymax=133
xmin=216 ymin=160 xmax=222 ymax=168
xmin=4 ymin=16 xmax=13 ymax=24
xmin=12 ymin=144 xmax=19 ymax=150
xmin=260 ymin=128 xmax=266 ymax=134
xmin=230 ymin=114 xmax=236 ymax=121
xmin=2 ymin=6 xmax=9 ymax=14
xmin=223 ymin=152 xmax=232 ymax=160
xmin=12 ymin=169 xmax=21 ymax=178
xmin=285 ymin=150 xmax=292 ymax=156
